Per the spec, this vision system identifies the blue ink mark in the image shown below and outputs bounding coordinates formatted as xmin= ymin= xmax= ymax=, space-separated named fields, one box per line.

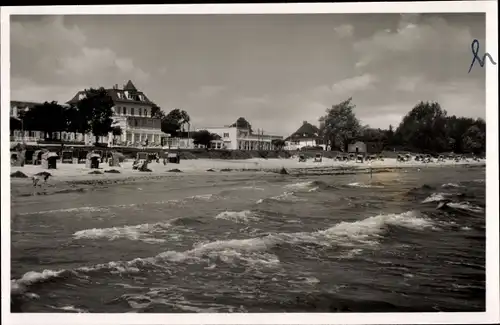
xmin=468 ymin=39 xmax=497 ymax=73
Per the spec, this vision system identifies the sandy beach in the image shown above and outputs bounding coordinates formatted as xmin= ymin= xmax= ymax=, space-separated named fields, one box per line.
xmin=10 ymin=157 xmax=486 ymax=184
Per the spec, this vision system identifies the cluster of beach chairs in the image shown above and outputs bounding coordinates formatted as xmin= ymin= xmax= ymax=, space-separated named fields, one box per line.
xmin=397 ymin=153 xmax=482 ymax=163
xmin=334 ymin=153 xmax=384 ymax=163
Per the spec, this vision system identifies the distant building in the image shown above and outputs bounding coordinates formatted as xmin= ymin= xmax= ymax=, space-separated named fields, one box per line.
xmin=285 ymin=121 xmax=325 ymax=150
xmin=10 ymin=101 xmax=44 ymax=143
xmin=10 ymin=100 xmax=41 ymax=119
xmin=67 ymin=80 xmax=165 ymax=146
xmin=347 ymin=141 xmax=367 ymax=154
xmin=196 ymin=125 xmax=283 ymax=150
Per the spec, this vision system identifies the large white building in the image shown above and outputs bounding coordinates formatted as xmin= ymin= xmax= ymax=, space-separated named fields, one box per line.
xmin=285 ymin=121 xmax=326 ymax=150
xmin=196 ymin=125 xmax=283 ymax=150
xmin=67 ymin=80 xmax=165 ymax=146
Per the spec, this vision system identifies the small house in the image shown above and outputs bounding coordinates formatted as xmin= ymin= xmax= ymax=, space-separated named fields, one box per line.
xmin=348 ymin=141 xmax=367 ymax=154
xmin=41 ymin=152 xmax=59 ymax=169
xmin=86 ymin=151 xmax=101 ymax=169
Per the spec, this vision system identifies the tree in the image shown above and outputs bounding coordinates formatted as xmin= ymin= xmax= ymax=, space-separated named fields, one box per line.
xmin=192 ymin=130 xmax=216 ymax=149
xmin=22 ymin=101 xmax=67 ymax=140
xmin=10 ymin=117 xmax=22 ymax=136
xmin=320 ymin=97 xmax=362 ymax=151
xmin=76 ymin=88 xmax=114 ymax=144
xmin=230 ymin=117 xmax=253 ymax=133
xmin=444 ymin=115 xmax=476 ymax=153
xmin=161 ymin=108 xmax=191 ymax=136
xmin=462 ymin=125 xmax=485 ymax=154
xmin=395 ymin=101 xmax=449 ymax=153
xmin=359 ymin=127 xmax=387 ymax=151
xmin=151 ymin=104 xmax=165 ymax=119
xmin=271 ymin=138 xmax=286 ymax=150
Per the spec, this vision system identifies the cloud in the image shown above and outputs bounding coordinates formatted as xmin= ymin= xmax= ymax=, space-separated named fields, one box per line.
xmin=190 ymin=85 xmax=226 ymax=98
xmin=334 ymin=24 xmax=354 ymax=38
xmin=11 ymin=16 xmax=149 ymax=100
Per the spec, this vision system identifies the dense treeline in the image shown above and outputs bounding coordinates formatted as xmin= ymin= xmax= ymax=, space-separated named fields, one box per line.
xmin=319 ymin=99 xmax=486 ymax=155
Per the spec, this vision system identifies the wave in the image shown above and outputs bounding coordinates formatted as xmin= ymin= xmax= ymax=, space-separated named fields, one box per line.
xmin=447 ymin=202 xmax=484 ymax=213
xmin=422 ymin=192 xmax=449 ymax=203
xmin=73 ymin=222 xmax=172 ymax=243
xmin=48 ymin=305 xmax=88 ymax=313
xmin=215 ymin=210 xmax=260 ymax=223
xmin=256 ymin=191 xmax=306 ymax=204
xmin=442 ymin=183 xmax=463 ymax=188
xmin=347 ymin=182 xmax=384 ymax=189
xmin=13 ymin=210 xmax=436 ymax=296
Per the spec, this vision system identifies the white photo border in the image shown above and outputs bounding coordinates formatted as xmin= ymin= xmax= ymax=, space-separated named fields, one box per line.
xmin=1 ymin=2 xmax=498 ymax=325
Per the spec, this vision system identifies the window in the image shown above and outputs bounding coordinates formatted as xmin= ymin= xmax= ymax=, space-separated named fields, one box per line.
xmin=124 ymin=91 xmax=129 ymax=99
xmin=78 ymin=93 xmax=85 ymax=100
xmin=123 ymin=107 xmax=127 ymax=115
xmin=138 ymin=108 xmax=142 ymax=116
xmin=130 ymin=107 xmax=135 ymax=116
xmin=117 ymin=92 xmax=122 ymax=99
xmin=139 ymin=94 xmax=144 ymax=101
xmin=115 ymin=107 xmax=121 ymax=115
xmin=223 ymin=133 xmax=230 ymax=138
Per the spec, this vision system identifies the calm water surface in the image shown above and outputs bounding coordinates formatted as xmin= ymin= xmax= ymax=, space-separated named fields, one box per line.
xmin=11 ymin=167 xmax=486 ymax=313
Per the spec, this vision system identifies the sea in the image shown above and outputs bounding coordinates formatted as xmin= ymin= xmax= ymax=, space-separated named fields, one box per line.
xmin=10 ymin=166 xmax=486 ymax=313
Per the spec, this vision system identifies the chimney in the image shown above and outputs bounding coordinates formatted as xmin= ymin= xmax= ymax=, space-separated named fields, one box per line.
xmin=303 ymin=121 xmax=307 ymax=125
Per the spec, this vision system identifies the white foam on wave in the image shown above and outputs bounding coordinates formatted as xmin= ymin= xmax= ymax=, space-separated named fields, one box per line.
xmin=256 ymin=191 xmax=305 ymax=204
xmin=73 ymin=222 xmax=170 ymax=243
xmin=442 ymin=183 xmax=463 ymax=188
xmin=18 ymin=206 xmax=109 ymax=216
xmin=422 ymin=192 xmax=448 ymax=203
xmin=12 ymin=211 xmax=437 ymax=297
xmin=284 ymin=181 xmax=315 ymax=191
xmin=48 ymin=305 xmax=88 ymax=313
xmin=347 ymin=182 xmax=384 ymax=188
xmin=447 ymin=202 xmax=484 ymax=213
xmin=186 ymin=194 xmax=217 ymax=201
xmin=215 ymin=210 xmax=259 ymax=223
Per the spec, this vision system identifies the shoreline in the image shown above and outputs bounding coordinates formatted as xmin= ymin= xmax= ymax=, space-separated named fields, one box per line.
xmin=10 ymin=158 xmax=486 ymax=186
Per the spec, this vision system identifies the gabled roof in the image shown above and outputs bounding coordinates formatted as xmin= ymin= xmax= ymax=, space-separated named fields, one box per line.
xmin=285 ymin=121 xmax=320 ymax=141
xmin=66 ymin=81 xmax=155 ymax=106
xmin=124 ymin=80 xmax=137 ymax=91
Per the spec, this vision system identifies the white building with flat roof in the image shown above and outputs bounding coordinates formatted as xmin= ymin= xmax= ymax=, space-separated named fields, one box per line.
xmin=196 ymin=125 xmax=283 ymax=150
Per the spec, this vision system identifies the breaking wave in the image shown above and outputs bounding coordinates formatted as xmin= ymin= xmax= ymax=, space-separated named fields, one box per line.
xmin=256 ymin=191 xmax=305 ymax=204
xmin=73 ymin=222 xmax=172 ymax=243
xmin=347 ymin=182 xmax=384 ymax=189
xmin=447 ymin=202 xmax=484 ymax=213
xmin=442 ymin=183 xmax=463 ymax=188
xmin=13 ymin=210 xmax=436 ymax=295
xmin=422 ymin=192 xmax=449 ymax=203
xmin=215 ymin=210 xmax=260 ymax=223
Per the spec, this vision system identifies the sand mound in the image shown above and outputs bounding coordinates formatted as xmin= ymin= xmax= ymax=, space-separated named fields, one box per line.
xmin=168 ymin=169 xmax=183 ymax=173
xmin=104 ymin=169 xmax=121 ymax=174
xmin=206 ymin=168 xmax=216 ymax=172
xmin=88 ymin=170 xmax=103 ymax=175
xmin=220 ymin=168 xmax=232 ymax=172
xmin=11 ymin=171 xmax=29 ymax=178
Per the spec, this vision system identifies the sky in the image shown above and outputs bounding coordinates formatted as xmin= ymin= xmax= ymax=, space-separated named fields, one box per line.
xmin=10 ymin=13 xmax=486 ymax=136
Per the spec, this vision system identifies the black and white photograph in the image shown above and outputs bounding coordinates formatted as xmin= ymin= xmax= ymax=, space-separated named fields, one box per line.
xmin=1 ymin=2 xmax=499 ymax=324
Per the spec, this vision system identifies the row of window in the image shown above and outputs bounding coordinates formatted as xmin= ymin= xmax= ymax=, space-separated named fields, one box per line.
xmin=117 ymin=91 xmax=145 ymax=102
xmin=115 ymin=106 xmax=151 ymax=117
xmin=128 ymin=117 xmax=161 ymax=129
